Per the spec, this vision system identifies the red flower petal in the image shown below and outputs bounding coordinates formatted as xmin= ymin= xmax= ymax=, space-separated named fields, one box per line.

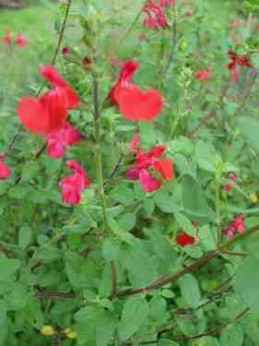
xmin=116 ymin=87 xmax=163 ymax=121
xmin=17 ymin=97 xmax=49 ymax=134
xmin=154 ymin=158 xmax=174 ymax=180
xmin=40 ymin=65 xmax=80 ymax=109
xmin=176 ymin=232 xmax=196 ymax=246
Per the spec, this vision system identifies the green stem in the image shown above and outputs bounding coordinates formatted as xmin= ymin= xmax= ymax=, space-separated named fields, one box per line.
xmin=92 ymin=69 xmax=109 ymax=233
xmin=214 ymin=177 xmax=221 ymax=247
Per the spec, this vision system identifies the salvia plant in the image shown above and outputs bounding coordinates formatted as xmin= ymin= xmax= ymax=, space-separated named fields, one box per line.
xmin=0 ymin=0 xmax=259 ymax=345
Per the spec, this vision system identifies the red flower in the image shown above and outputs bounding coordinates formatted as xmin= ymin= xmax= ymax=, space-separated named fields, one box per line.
xmin=0 ymin=155 xmax=11 ymax=179
xmin=47 ymin=123 xmax=81 ymax=159
xmin=83 ymin=57 xmax=91 ymax=67
xmin=223 ymin=214 xmax=245 ymax=237
xmin=176 ymin=232 xmax=196 ymax=246
xmin=194 ymin=68 xmax=212 ymax=81
xmin=153 ymin=158 xmax=174 ymax=180
xmin=2 ymin=30 xmax=12 ymax=45
xmin=143 ymin=0 xmax=168 ymax=30
xmin=227 ymin=172 xmax=237 ymax=182
xmin=221 ymin=183 xmax=233 ymax=192
xmin=158 ymin=0 xmax=175 ymax=7
xmin=227 ymin=50 xmax=251 ymax=82
xmin=17 ymin=65 xmax=79 ymax=135
xmin=59 ymin=160 xmax=90 ymax=205
xmin=15 ymin=31 xmax=29 ymax=47
xmin=62 ymin=46 xmax=71 ymax=55
xmin=126 ymin=138 xmax=173 ymax=192
xmin=110 ymin=60 xmax=163 ymax=121
xmin=139 ymin=169 xmax=162 ymax=192
xmin=40 ymin=65 xmax=79 ymax=109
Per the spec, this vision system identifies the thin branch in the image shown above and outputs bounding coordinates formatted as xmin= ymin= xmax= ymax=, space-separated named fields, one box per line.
xmin=115 ymin=224 xmax=259 ymax=298
xmin=35 ymin=288 xmax=75 ymax=299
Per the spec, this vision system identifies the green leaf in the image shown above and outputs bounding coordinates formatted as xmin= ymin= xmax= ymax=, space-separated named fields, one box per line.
xmin=158 ymin=340 xmax=179 ymax=346
xmin=234 ymin=255 xmax=259 ymax=315
xmin=178 ymin=274 xmax=201 ymax=309
xmin=220 ymin=323 xmax=243 ymax=346
xmin=110 ymin=185 xmax=135 ymax=206
xmin=18 ymin=225 xmax=33 ymax=250
xmin=118 ymin=297 xmax=149 ymax=341
xmin=181 ymin=175 xmax=212 ymax=218
xmin=175 ymin=213 xmax=196 ymax=235
xmin=154 ymin=190 xmax=178 ymax=213
xmin=193 ymin=337 xmax=220 ymax=346
xmin=237 ymin=117 xmax=259 ymax=152
xmin=139 ymin=122 xmax=157 ymax=148
xmin=21 ymin=161 xmax=40 ymax=182
xmin=102 ymin=239 xmax=120 ymax=261
xmin=0 ymin=258 xmax=21 ymax=281
xmin=118 ymin=212 xmax=136 ymax=232
xmin=195 ymin=140 xmax=216 ymax=172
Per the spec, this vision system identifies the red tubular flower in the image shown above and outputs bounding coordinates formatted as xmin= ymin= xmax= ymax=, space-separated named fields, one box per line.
xmin=176 ymin=232 xmax=196 ymax=246
xmin=47 ymin=123 xmax=82 ymax=159
xmin=194 ymin=68 xmax=212 ymax=81
xmin=126 ymin=138 xmax=173 ymax=192
xmin=15 ymin=31 xmax=29 ymax=47
xmin=110 ymin=59 xmax=163 ymax=121
xmin=0 ymin=155 xmax=11 ymax=179
xmin=143 ymin=0 xmax=168 ymax=30
xmin=17 ymin=65 xmax=80 ymax=136
xmin=40 ymin=65 xmax=80 ymax=109
xmin=153 ymin=158 xmax=174 ymax=180
xmin=2 ymin=30 xmax=12 ymax=45
xmin=59 ymin=160 xmax=90 ymax=205
xmin=139 ymin=169 xmax=162 ymax=192
xmin=227 ymin=50 xmax=251 ymax=82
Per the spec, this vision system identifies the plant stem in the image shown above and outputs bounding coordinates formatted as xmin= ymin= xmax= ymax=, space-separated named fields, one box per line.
xmin=92 ymin=63 xmax=109 ymax=234
xmin=215 ymin=177 xmax=221 ymax=247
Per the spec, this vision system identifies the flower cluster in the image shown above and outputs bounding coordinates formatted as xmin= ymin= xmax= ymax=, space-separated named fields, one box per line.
xmin=227 ymin=50 xmax=251 ymax=82
xmin=2 ymin=30 xmax=28 ymax=47
xmin=223 ymin=214 xmax=245 ymax=237
xmin=17 ymin=66 xmax=89 ymax=205
xmin=110 ymin=59 xmax=163 ymax=121
xmin=126 ymin=135 xmax=174 ymax=192
xmin=142 ymin=0 xmax=169 ymax=30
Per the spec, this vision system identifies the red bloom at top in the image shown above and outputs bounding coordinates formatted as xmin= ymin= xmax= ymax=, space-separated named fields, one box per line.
xmin=194 ymin=68 xmax=212 ymax=81
xmin=176 ymin=232 xmax=196 ymax=246
xmin=143 ymin=0 xmax=168 ymax=29
xmin=15 ymin=31 xmax=29 ymax=47
xmin=17 ymin=65 xmax=80 ymax=135
xmin=110 ymin=60 xmax=163 ymax=121
xmin=2 ymin=30 xmax=12 ymax=45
